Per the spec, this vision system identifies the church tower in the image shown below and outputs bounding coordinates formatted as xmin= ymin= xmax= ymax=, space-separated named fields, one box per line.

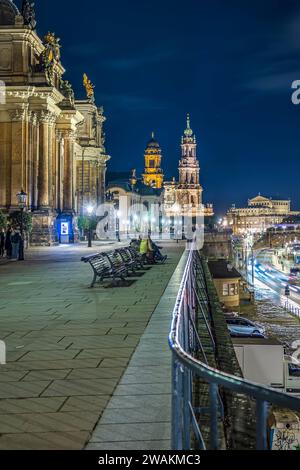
xmin=142 ymin=133 xmax=164 ymax=189
xmin=177 ymin=114 xmax=203 ymax=213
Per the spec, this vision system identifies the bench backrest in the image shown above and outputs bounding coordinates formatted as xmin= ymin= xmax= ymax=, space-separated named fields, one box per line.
xmin=89 ymin=254 xmax=111 ymax=274
xmin=128 ymin=246 xmax=140 ymax=259
xmin=104 ymin=251 xmax=126 ymax=270
xmin=117 ymin=248 xmax=133 ymax=264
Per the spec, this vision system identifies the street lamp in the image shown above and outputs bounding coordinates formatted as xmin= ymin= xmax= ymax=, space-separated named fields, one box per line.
xmin=86 ymin=205 xmax=94 ymax=248
xmin=116 ymin=210 xmax=121 ymax=242
xmin=16 ymin=189 xmax=27 ymax=261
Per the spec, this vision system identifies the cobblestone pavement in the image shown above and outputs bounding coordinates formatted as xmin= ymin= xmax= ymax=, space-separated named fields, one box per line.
xmin=0 ymin=241 xmax=183 ymax=450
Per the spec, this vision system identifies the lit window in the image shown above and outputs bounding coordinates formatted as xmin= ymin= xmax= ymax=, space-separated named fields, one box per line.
xmin=223 ymin=283 xmax=238 ymax=296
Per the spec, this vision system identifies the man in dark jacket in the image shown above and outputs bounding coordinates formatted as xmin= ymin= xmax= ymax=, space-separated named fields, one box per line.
xmin=11 ymin=230 xmax=21 ymax=260
xmin=0 ymin=229 xmax=5 ymax=257
xmin=5 ymin=227 xmax=12 ymax=259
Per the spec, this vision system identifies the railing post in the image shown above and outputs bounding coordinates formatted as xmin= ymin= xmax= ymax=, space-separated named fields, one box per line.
xmin=256 ymin=400 xmax=269 ymax=450
xmin=209 ymin=382 xmax=219 ymax=450
xmin=183 ymin=366 xmax=191 ymax=450
xmin=171 ymin=357 xmax=182 ymax=450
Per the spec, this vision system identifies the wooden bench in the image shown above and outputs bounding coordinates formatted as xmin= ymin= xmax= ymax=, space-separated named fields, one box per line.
xmin=102 ymin=251 xmax=128 ymax=279
xmin=81 ymin=252 xmax=127 ymax=288
xmin=127 ymin=245 xmax=145 ymax=269
xmin=116 ymin=247 xmax=139 ymax=273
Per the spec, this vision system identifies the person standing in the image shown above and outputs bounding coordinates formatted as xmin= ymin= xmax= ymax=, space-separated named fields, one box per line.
xmin=5 ymin=226 xmax=12 ymax=259
xmin=0 ymin=229 xmax=5 ymax=257
xmin=11 ymin=229 xmax=21 ymax=260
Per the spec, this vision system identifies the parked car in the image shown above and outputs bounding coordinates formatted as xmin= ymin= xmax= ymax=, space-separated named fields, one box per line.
xmin=226 ymin=316 xmax=266 ymax=338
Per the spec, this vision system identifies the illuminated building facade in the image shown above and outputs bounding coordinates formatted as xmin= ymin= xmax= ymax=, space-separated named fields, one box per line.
xmin=226 ymin=195 xmax=300 ymax=234
xmin=163 ymin=114 xmax=214 ymax=218
xmin=142 ymin=133 xmax=164 ymax=189
xmin=0 ymin=0 xmax=110 ymax=244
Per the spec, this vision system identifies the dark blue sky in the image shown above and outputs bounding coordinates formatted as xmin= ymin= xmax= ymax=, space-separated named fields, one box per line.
xmin=33 ymin=0 xmax=300 ymax=214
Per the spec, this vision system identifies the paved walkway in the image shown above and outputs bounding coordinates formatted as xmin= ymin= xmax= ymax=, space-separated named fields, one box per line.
xmin=0 ymin=241 xmax=183 ymax=450
xmin=87 ymin=250 xmax=188 ymax=450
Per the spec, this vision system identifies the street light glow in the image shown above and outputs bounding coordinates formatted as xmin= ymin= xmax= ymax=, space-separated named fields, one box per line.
xmin=86 ymin=205 xmax=94 ymax=215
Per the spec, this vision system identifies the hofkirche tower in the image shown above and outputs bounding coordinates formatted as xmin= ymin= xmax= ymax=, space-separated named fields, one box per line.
xmin=163 ymin=114 xmax=214 ymax=217
xmin=142 ymin=133 xmax=164 ymax=189
xmin=177 ymin=114 xmax=203 ymax=209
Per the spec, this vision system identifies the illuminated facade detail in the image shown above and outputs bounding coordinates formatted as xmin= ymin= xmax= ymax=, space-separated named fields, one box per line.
xmin=164 ymin=114 xmax=214 ymax=217
xmin=0 ymin=0 xmax=110 ymax=244
xmin=142 ymin=133 xmax=164 ymax=189
xmin=226 ymin=195 xmax=300 ymax=234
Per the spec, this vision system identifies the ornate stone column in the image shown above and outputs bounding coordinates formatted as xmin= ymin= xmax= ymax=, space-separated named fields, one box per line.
xmin=48 ymin=114 xmax=56 ymax=210
xmin=55 ymin=130 xmax=63 ymax=212
xmin=37 ymin=111 xmax=52 ymax=209
xmin=9 ymin=107 xmax=27 ymax=208
xmin=31 ymin=112 xmax=39 ymax=210
xmin=27 ymin=111 xmax=37 ymax=209
xmin=98 ymin=164 xmax=107 ymax=205
xmin=62 ymin=130 xmax=76 ymax=212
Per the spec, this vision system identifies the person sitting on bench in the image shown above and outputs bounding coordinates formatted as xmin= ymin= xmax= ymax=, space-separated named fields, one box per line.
xmin=148 ymin=237 xmax=167 ymax=263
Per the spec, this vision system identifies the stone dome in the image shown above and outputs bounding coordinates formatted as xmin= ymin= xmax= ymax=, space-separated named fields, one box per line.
xmin=0 ymin=0 xmax=19 ymax=26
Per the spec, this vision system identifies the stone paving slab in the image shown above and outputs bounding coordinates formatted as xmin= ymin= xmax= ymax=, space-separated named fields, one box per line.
xmin=0 ymin=431 xmax=90 ymax=450
xmin=87 ymin=249 xmax=188 ymax=450
xmin=86 ymin=440 xmax=171 ymax=451
xmin=0 ymin=241 xmax=183 ymax=449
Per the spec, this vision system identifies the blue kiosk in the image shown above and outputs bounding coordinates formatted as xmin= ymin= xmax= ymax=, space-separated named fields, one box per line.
xmin=56 ymin=214 xmax=75 ymax=244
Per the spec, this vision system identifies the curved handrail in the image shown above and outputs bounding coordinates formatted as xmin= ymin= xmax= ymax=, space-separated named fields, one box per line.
xmin=168 ymin=242 xmax=300 ymax=450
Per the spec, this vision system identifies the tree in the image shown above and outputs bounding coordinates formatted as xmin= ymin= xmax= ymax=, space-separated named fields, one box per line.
xmin=77 ymin=216 xmax=90 ymax=232
xmin=0 ymin=210 xmax=7 ymax=230
xmin=9 ymin=211 xmax=32 ymax=233
xmin=77 ymin=215 xmax=99 ymax=232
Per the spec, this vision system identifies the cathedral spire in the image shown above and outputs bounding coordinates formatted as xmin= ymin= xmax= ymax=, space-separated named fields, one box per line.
xmin=184 ymin=113 xmax=193 ymax=137
xmin=187 ymin=113 xmax=190 ymax=129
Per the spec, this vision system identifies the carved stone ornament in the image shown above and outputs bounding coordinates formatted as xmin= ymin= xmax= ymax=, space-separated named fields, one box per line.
xmin=38 ymin=110 xmax=56 ymax=125
xmin=9 ymin=106 xmax=28 ymax=122
xmin=59 ymin=78 xmax=75 ymax=108
xmin=21 ymin=0 xmax=37 ymax=30
xmin=40 ymin=32 xmax=61 ymax=84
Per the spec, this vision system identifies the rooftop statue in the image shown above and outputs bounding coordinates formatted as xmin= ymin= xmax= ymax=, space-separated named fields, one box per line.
xmin=83 ymin=73 xmax=95 ymax=103
xmin=41 ymin=32 xmax=61 ymax=84
xmin=21 ymin=0 xmax=36 ymax=30
xmin=60 ymin=79 xmax=75 ymax=108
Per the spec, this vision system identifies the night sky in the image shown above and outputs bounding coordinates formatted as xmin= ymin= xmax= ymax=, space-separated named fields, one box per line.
xmin=33 ymin=0 xmax=300 ymax=215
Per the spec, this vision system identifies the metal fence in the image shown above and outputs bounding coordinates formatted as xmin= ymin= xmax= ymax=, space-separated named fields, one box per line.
xmin=168 ymin=245 xmax=300 ymax=450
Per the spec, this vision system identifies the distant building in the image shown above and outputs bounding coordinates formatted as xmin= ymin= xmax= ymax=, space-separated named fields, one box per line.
xmin=208 ymin=260 xmax=242 ymax=308
xmin=142 ymin=133 xmax=164 ymax=189
xmin=226 ymin=195 xmax=300 ymax=235
xmin=106 ymin=170 xmax=163 ymax=235
xmin=163 ymin=114 xmax=214 ymax=218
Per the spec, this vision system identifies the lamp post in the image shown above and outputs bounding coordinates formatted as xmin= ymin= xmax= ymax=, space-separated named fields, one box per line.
xmin=116 ymin=210 xmax=121 ymax=242
xmin=17 ymin=189 xmax=27 ymax=261
xmin=245 ymin=232 xmax=255 ymax=287
xmin=86 ymin=205 xmax=93 ymax=248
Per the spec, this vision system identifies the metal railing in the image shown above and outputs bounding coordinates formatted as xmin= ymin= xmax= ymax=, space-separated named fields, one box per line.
xmin=169 ymin=244 xmax=300 ymax=450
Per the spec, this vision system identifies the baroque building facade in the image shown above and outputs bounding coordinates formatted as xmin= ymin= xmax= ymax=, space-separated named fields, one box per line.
xmin=226 ymin=194 xmax=300 ymax=235
xmin=163 ymin=115 xmax=214 ymax=218
xmin=0 ymin=0 xmax=110 ymax=244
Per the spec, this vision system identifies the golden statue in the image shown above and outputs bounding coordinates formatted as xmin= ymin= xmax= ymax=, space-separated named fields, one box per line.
xmin=83 ymin=73 xmax=95 ymax=102
xmin=44 ymin=32 xmax=56 ymax=44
